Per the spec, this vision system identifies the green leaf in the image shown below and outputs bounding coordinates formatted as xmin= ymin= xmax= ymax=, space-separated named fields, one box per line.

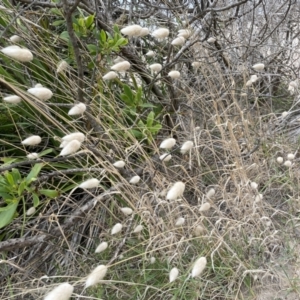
xmin=0 ymin=201 xmax=18 ymax=229
xmin=139 ymin=103 xmax=156 ymax=108
xmin=85 ymin=14 xmax=95 ymax=28
xmin=87 ymin=44 xmax=97 ymax=54
xmin=18 ymin=180 xmax=27 ymax=196
xmin=128 ymin=129 xmax=143 ymax=139
xmin=123 ymin=85 xmax=135 ymax=103
xmin=32 ymin=193 xmax=40 ymax=207
xmin=100 ymin=30 xmax=106 ymax=42
xmin=52 ymin=20 xmax=65 ymax=26
xmin=147 ymin=111 xmax=155 ymax=128
xmin=38 ymin=148 xmax=53 ymax=157
xmin=26 ymin=163 xmax=43 ymax=184
xmin=60 ymin=31 xmax=70 ymax=42
xmin=4 ymin=172 xmax=14 ymax=186
xmin=39 ymin=189 xmax=59 ymax=198
xmin=11 ymin=168 xmax=21 ymax=183
xmin=150 ymin=123 xmax=162 ymax=133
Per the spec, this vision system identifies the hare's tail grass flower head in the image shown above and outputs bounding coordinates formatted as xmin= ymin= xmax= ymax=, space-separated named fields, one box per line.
xmin=111 ymin=223 xmax=123 ymax=235
xmin=139 ymin=27 xmax=149 ymax=36
xmin=3 ymin=95 xmax=22 ymax=103
xmin=9 ymin=35 xmax=22 ymax=43
xmin=287 ymin=153 xmax=295 ymax=160
xmin=166 ymin=181 xmax=185 ymax=200
xmin=22 ymin=135 xmax=42 ymax=146
xmin=59 ymin=140 xmax=81 ymax=156
xmin=252 ymin=63 xmax=265 ymax=71
xmin=168 ymin=70 xmax=181 ymax=79
xmin=62 ymin=132 xmax=85 ymax=143
xmin=152 ymin=28 xmax=170 ymax=40
xmin=191 ymin=257 xmax=207 ymax=278
xmin=192 ymin=61 xmax=201 ymax=68
xmin=199 ymin=202 xmax=211 ymax=212
xmin=79 ymin=178 xmax=100 ymax=189
xmin=129 ymin=175 xmax=140 ymax=184
xmin=26 ymin=206 xmax=36 ymax=216
xmin=149 ymin=63 xmax=162 ymax=73
xmin=95 ymin=241 xmax=108 ymax=253
xmin=277 ymin=156 xmax=283 ymax=164
xmin=121 ymin=24 xmax=143 ymax=36
xmin=171 ymin=36 xmax=185 ymax=46
xmin=206 ymin=188 xmax=215 ymax=199
xmin=111 ymin=61 xmax=131 ymax=72
xmin=56 ymin=60 xmax=69 ymax=73
xmin=121 ymin=207 xmax=133 ymax=215
xmin=169 ymin=267 xmax=179 ymax=283
xmin=68 ymin=102 xmax=86 ymax=116
xmin=177 ymin=29 xmax=192 ymax=38
xmin=133 ymin=224 xmax=143 ymax=233
xmin=207 ymin=37 xmax=216 ymax=43
xmin=1 ymin=45 xmax=33 ymax=62
xmin=44 ymin=282 xmax=74 ymax=300
xmin=145 ymin=50 xmax=156 ymax=57
xmin=27 ymin=152 xmax=39 ymax=160
xmin=27 ymin=87 xmax=53 ymax=101
xmin=103 ymin=71 xmax=118 ymax=80
xmin=175 ymin=217 xmax=185 ymax=226
xmin=160 ymin=153 xmax=172 ymax=162
xmin=85 ymin=265 xmax=108 ymax=289
xmin=113 ymin=160 xmax=125 ymax=168
xmin=160 ymin=137 xmax=176 ymax=149
xmin=180 ymin=141 xmax=194 ymax=154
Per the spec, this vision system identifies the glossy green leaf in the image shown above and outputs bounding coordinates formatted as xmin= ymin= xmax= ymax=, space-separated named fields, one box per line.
xmin=0 ymin=201 xmax=18 ymax=229
xmin=26 ymin=163 xmax=43 ymax=184
xmin=32 ymin=193 xmax=40 ymax=207
xmin=39 ymin=189 xmax=59 ymax=198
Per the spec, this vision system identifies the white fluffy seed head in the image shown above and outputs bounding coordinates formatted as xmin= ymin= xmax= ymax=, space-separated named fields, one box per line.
xmin=194 ymin=225 xmax=205 ymax=236
xmin=113 ymin=160 xmax=125 ymax=168
xmin=287 ymin=153 xmax=295 ymax=160
xmin=44 ymin=282 xmax=73 ymax=300
xmin=171 ymin=36 xmax=185 ymax=46
xmin=160 ymin=138 xmax=176 ymax=149
xmin=192 ymin=61 xmax=200 ymax=68
xmin=9 ymin=35 xmax=22 ymax=43
xmin=85 ymin=265 xmax=108 ymax=288
xmin=3 ymin=95 xmax=22 ymax=103
xmin=121 ymin=207 xmax=133 ymax=215
xmin=282 ymin=111 xmax=288 ymax=118
xmin=150 ymin=257 xmax=156 ymax=264
xmin=27 ymin=87 xmax=53 ymax=101
xmin=149 ymin=63 xmax=162 ymax=73
xmin=21 ymin=135 xmax=42 ymax=146
xmin=175 ymin=217 xmax=185 ymax=226
xmin=246 ymin=80 xmax=253 ymax=87
xmin=276 ymin=157 xmax=283 ymax=164
xmin=103 ymin=71 xmax=118 ymax=80
xmin=95 ymin=242 xmax=108 ymax=253
xmin=250 ymin=182 xmax=258 ymax=190
xmin=111 ymin=223 xmax=122 ymax=235
xmin=168 ymin=70 xmax=181 ymax=78
xmin=206 ymin=188 xmax=215 ymax=199
xmin=1 ymin=45 xmax=33 ymax=62
xmin=113 ymin=56 xmax=124 ymax=63
xmin=252 ymin=63 xmax=265 ymax=71
xmin=255 ymin=194 xmax=263 ymax=202
xmin=27 ymin=152 xmax=39 ymax=159
xmin=152 ymin=28 xmax=169 ymax=39
xmin=133 ymin=224 xmax=143 ymax=233
xmin=59 ymin=140 xmax=81 ymax=156
xmin=180 ymin=141 xmax=194 ymax=154
xmin=26 ymin=206 xmax=36 ymax=216
xmin=159 ymin=153 xmax=172 ymax=162
xmin=284 ymin=160 xmax=292 ymax=167
xmin=169 ymin=267 xmax=179 ymax=283
xmin=250 ymin=75 xmax=258 ymax=83
xmin=166 ymin=182 xmax=185 ymax=200
xmin=121 ymin=24 xmax=143 ymax=36
xmin=62 ymin=132 xmax=85 ymax=143
xmin=145 ymin=50 xmax=155 ymax=57
xmin=68 ymin=102 xmax=86 ymax=115
xmin=79 ymin=178 xmax=100 ymax=189
xmin=139 ymin=27 xmax=149 ymax=36
xmin=56 ymin=60 xmax=68 ymax=73
xmin=111 ymin=61 xmax=131 ymax=72
xmin=177 ymin=29 xmax=191 ymax=38
xmin=199 ymin=202 xmax=211 ymax=212
xmin=129 ymin=175 xmax=140 ymax=184
xmin=191 ymin=257 xmax=207 ymax=278
xmin=207 ymin=37 xmax=216 ymax=43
